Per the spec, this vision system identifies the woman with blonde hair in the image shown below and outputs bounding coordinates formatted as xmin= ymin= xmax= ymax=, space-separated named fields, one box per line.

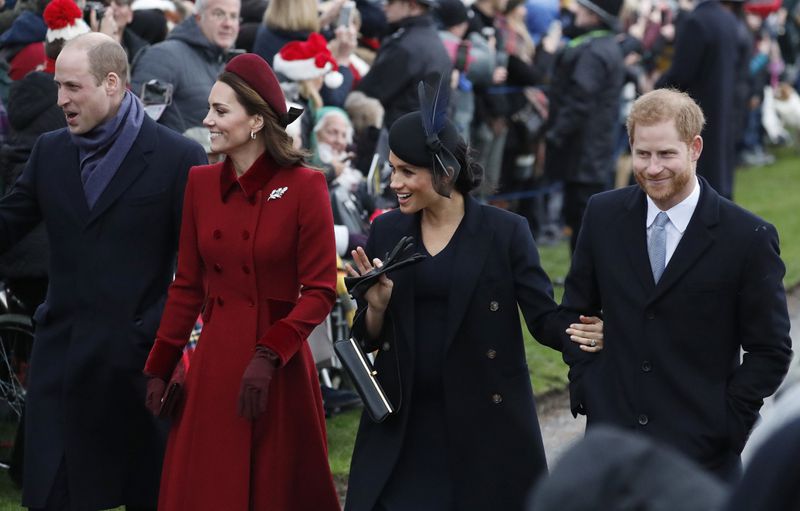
xmin=252 ymin=0 xmax=320 ymax=65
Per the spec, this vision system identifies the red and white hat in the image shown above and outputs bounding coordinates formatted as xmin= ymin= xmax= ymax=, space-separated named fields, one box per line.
xmin=44 ymin=0 xmax=91 ymax=43
xmin=273 ymin=33 xmax=344 ymax=89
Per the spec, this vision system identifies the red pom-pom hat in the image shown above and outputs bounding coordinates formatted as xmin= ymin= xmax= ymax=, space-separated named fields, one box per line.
xmin=44 ymin=0 xmax=90 ymax=43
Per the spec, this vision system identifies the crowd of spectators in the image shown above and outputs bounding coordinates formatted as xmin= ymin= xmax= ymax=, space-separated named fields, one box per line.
xmin=2 ymin=0 xmax=799 ymax=260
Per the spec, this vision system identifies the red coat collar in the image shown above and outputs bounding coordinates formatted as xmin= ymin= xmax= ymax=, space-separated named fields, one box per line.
xmin=219 ymin=151 xmax=283 ymax=202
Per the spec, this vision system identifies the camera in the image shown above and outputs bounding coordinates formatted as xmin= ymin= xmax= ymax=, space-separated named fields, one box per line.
xmin=83 ymin=1 xmax=107 ymax=25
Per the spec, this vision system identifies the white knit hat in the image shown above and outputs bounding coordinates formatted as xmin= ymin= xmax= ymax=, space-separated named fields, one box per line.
xmin=273 ymin=33 xmax=344 ymax=89
xmin=44 ymin=0 xmax=91 ymax=43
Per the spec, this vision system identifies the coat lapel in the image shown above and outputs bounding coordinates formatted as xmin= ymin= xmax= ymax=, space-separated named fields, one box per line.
xmin=647 ymin=178 xmax=718 ymax=305
xmin=620 ymin=187 xmax=656 ymax=293
xmin=443 ymin=195 xmax=492 ymax=350
xmin=85 ymin=117 xmax=156 ymax=226
xmin=385 ymin=213 xmax=418 ymax=355
xmin=54 ymin=134 xmax=91 ymax=224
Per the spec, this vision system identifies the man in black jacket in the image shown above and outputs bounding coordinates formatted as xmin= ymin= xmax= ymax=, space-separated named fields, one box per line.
xmin=356 ymin=0 xmax=452 ymax=127
xmin=544 ymin=0 xmax=624 ymax=253
xmin=561 ymin=89 xmax=792 ymax=482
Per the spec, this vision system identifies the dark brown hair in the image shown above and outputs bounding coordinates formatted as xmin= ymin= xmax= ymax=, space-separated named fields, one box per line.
xmin=218 ymin=71 xmax=310 ymax=168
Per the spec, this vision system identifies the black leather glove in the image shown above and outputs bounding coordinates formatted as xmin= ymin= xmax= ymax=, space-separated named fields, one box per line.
xmin=345 ymin=235 xmax=426 ymax=299
xmin=237 ymin=346 xmax=279 ymax=420
xmin=145 ymin=377 xmax=166 ymax=416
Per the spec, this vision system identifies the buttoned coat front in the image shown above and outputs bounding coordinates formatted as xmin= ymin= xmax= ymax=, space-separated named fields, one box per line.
xmin=562 ymin=178 xmax=792 ymax=476
xmin=0 ymin=116 xmax=207 ymax=510
xmin=144 ymin=154 xmax=341 ymax=510
xmin=345 ymin=196 xmax=570 ymax=511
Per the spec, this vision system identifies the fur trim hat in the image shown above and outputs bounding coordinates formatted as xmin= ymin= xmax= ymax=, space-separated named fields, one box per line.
xmin=44 ymin=0 xmax=90 ymax=43
xmin=273 ymin=33 xmax=344 ymax=89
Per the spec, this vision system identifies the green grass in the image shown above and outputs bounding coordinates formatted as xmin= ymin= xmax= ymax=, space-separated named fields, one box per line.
xmin=1 ymin=152 xmax=798 ymax=506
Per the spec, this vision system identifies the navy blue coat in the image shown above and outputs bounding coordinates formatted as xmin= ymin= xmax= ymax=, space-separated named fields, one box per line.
xmin=345 ymin=196 xmax=573 ymax=511
xmin=562 ymin=177 xmax=792 ymax=476
xmin=656 ymin=0 xmax=740 ymax=199
xmin=0 ymin=115 xmax=206 ymax=510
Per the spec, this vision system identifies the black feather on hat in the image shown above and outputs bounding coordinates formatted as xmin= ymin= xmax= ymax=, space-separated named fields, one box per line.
xmin=388 ymin=73 xmax=461 ymax=198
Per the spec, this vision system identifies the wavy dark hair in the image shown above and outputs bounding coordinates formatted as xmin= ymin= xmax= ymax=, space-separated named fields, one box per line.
xmin=218 ymin=71 xmax=310 ymax=168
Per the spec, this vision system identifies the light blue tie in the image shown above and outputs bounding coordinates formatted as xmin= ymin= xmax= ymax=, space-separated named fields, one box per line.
xmin=648 ymin=212 xmax=670 ymax=283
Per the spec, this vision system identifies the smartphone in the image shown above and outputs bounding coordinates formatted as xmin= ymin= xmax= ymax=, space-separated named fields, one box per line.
xmin=338 ymin=1 xmax=355 ymax=27
xmin=454 ymin=41 xmax=470 ymax=72
xmin=141 ymin=80 xmax=173 ymax=106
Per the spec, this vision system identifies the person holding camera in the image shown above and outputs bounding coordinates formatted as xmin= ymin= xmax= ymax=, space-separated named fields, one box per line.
xmin=131 ymin=0 xmax=241 ymax=133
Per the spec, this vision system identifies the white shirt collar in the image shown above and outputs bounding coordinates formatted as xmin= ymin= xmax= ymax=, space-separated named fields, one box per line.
xmin=645 ymin=177 xmax=701 ymax=233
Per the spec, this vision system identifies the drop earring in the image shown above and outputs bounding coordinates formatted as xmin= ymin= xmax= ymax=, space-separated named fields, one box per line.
xmin=250 ymin=130 xmax=256 ymax=140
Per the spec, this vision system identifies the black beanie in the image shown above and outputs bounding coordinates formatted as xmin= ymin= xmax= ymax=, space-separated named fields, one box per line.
xmin=435 ymin=0 xmax=469 ymax=29
xmin=577 ymin=0 xmax=623 ymax=28
xmin=7 ymin=71 xmax=59 ymax=132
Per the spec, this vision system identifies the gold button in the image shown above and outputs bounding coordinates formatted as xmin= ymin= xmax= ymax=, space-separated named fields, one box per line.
xmin=491 ymin=393 xmax=503 ymax=404
xmin=486 ymin=349 xmax=497 ymax=359
xmin=489 ymin=301 xmax=499 ymax=312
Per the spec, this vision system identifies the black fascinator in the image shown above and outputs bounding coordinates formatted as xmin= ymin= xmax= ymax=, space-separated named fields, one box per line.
xmin=388 ymin=73 xmax=462 ymax=198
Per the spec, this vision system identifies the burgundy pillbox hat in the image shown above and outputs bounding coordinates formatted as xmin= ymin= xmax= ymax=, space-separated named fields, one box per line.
xmin=224 ymin=53 xmax=302 ymax=128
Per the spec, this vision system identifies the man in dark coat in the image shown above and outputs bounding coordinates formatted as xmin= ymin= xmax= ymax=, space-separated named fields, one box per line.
xmin=561 ymin=89 xmax=792 ymax=481
xmin=544 ymin=0 xmax=625 ymax=253
xmin=655 ymin=0 xmax=739 ymax=199
xmin=356 ymin=0 xmax=452 ymax=127
xmin=0 ymin=33 xmax=206 ymax=510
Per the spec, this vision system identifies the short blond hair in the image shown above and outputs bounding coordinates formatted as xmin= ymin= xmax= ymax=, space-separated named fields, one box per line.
xmin=627 ymin=89 xmax=705 ymax=145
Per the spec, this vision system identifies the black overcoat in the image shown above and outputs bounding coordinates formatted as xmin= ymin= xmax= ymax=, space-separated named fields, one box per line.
xmin=656 ymin=0 xmax=739 ymax=199
xmin=0 ymin=116 xmax=206 ymax=510
xmin=544 ymin=30 xmax=625 ymax=185
xmin=562 ymin=177 xmax=792 ymax=475
xmin=345 ymin=195 xmax=571 ymax=511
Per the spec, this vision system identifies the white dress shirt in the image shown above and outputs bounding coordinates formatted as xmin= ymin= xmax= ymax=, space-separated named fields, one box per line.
xmin=645 ymin=177 xmax=701 ymax=266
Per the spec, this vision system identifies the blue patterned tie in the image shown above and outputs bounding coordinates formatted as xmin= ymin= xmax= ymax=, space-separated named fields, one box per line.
xmin=648 ymin=212 xmax=670 ymax=283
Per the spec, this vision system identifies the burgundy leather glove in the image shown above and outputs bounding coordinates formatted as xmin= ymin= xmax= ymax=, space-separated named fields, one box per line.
xmin=237 ymin=346 xmax=279 ymax=420
xmin=145 ymin=377 xmax=166 ymax=416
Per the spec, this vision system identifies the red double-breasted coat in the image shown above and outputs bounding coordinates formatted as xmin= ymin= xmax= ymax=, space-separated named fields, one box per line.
xmin=144 ymin=152 xmax=340 ymax=510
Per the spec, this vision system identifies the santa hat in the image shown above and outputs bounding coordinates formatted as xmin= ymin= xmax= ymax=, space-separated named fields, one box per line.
xmin=273 ymin=33 xmax=344 ymax=89
xmin=44 ymin=0 xmax=91 ymax=43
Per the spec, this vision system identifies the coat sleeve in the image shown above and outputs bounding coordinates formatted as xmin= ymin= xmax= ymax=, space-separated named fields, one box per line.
xmin=0 ymin=135 xmax=43 ymax=254
xmin=356 ymin=41 xmax=413 ymax=108
xmin=144 ymin=170 xmax=205 ymax=380
xmin=547 ymin=45 xmax=613 ymax=146
xmin=256 ymin=171 xmax=337 ymax=366
xmin=130 ymin=44 xmax=188 ymax=132
xmin=509 ymin=214 xmax=565 ymax=351
xmin=557 ymin=196 xmax=604 ymax=415
xmin=726 ymin=223 xmax=793 ymax=452
xmin=655 ymin=16 xmax=706 ymax=90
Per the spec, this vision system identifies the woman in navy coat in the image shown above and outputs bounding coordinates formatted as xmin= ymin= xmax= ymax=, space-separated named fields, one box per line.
xmin=343 ymin=82 xmax=604 ymax=511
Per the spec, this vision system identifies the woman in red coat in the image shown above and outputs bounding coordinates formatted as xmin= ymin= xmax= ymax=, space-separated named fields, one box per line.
xmin=142 ymin=53 xmax=341 ymax=510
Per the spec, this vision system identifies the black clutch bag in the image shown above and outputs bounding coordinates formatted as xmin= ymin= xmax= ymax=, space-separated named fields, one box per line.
xmin=333 ymin=337 xmax=394 ymax=422
xmin=344 ymin=235 xmax=426 ymax=300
